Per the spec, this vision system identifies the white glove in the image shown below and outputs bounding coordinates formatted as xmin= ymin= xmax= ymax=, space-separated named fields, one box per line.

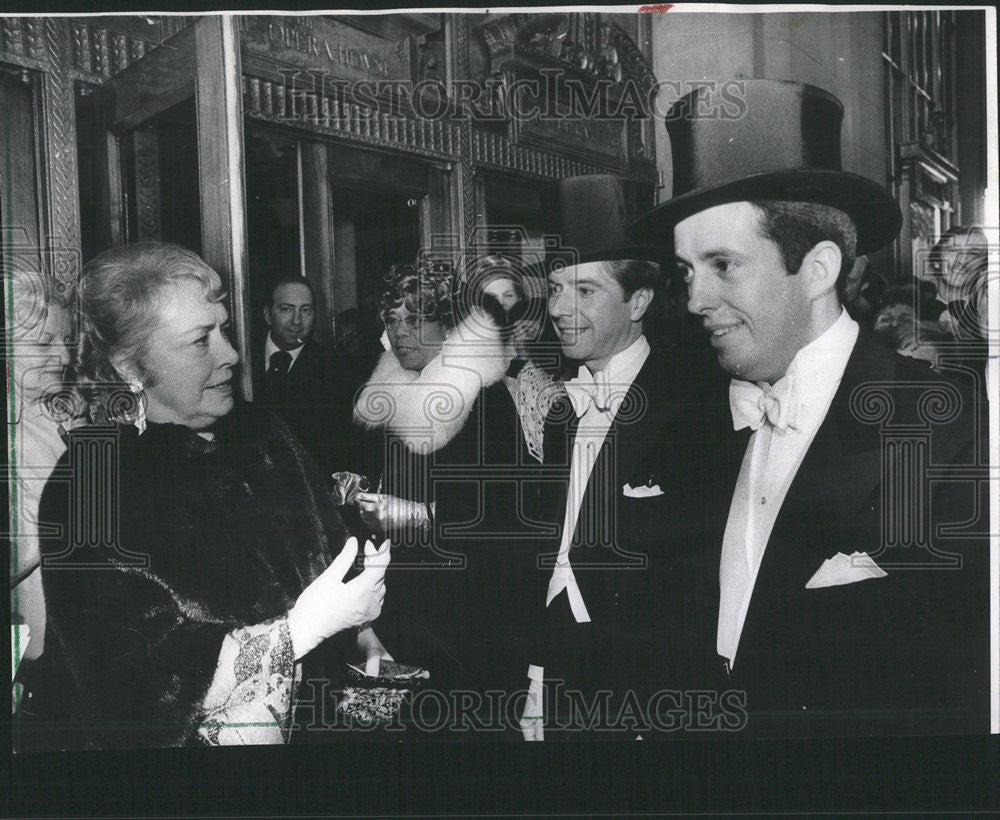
xmin=287 ymin=537 xmax=390 ymax=660
xmin=520 ymin=677 xmax=545 ymax=741
xmin=354 ymin=492 xmax=430 ymax=537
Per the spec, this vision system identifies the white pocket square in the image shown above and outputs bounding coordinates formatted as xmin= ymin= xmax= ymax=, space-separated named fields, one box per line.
xmin=805 ymin=551 xmax=888 ymax=589
xmin=623 ymin=483 xmax=663 ymax=498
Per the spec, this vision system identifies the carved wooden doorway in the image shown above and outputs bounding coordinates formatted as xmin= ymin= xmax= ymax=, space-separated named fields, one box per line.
xmin=79 ymin=16 xmax=256 ymax=399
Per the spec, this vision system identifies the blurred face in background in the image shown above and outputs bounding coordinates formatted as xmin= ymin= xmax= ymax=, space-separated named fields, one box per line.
xmin=483 ymin=275 xmax=521 ymax=312
xmin=13 ymin=300 xmax=72 ymax=403
xmin=384 ymin=305 xmax=447 ymax=372
xmin=936 ymin=233 xmax=987 ymax=301
xmin=334 ymin=315 xmax=363 ymax=358
xmin=842 ymin=256 xmax=869 ymax=305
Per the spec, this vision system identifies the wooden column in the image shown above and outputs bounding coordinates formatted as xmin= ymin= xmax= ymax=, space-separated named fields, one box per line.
xmin=423 ymin=163 xmax=456 ymax=259
xmin=300 ymin=140 xmax=334 ymax=343
xmin=193 ymin=15 xmax=253 ymax=400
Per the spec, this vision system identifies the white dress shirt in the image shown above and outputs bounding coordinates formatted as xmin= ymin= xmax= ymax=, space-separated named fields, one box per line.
xmin=528 ymin=335 xmax=651 ymax=684
xmin=264 ymin=333 xmax=305 ymax=373
xmin=717 ymin=309 xmax=859 ymax=668
xmin=546 ymin=334 xmax=651 ymax=621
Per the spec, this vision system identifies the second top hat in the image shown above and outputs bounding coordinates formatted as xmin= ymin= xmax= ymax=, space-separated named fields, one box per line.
xmin=544 ymin=174 xmax=664 ymax=269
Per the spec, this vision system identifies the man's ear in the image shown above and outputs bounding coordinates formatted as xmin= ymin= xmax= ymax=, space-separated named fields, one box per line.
xmin=800 ymin=241 xmax=842 ymax=299
xmin=263 ymin=306 xmax=273 ymax=328
xmin=627 ymin=286 xmax=654 ymax=322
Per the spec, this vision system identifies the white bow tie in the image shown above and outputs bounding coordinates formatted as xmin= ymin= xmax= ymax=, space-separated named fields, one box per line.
xmin=729 ymin=375 xmax=799 ymax=432
xmin=565 ymin=367 xmax=613 ymax=417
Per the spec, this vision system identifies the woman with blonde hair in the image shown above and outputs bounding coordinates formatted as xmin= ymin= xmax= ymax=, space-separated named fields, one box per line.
xmin=32 ymin=242 xmax=388 ymax=750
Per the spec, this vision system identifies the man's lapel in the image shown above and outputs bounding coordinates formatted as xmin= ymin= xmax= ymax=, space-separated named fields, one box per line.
xmin=287 ymin=339 xmax=315 ymax=381
xmin=737 ymin=331 xmax=896 ymax=654
xmin=570 ymin=350 xmax=672 ymax=570
xmin=605 ymin=349 xmax=670 ymax=480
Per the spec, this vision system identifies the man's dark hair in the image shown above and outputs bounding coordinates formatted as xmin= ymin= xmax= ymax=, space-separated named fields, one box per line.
xmin=269 ymin=275 xmax=316 ymax=309
xmin=600 ymin=259 xmax=665 ymax=300
xmin=751 ymin=201 xmax=858 ymax=300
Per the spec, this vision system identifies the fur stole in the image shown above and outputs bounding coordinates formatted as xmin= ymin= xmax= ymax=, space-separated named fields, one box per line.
xmin=353 ymin=310 xmax=508 ymax=454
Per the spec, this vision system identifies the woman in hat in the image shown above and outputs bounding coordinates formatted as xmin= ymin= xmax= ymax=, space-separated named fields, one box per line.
xmin=348 ymin=255 xmax=560 ymax=712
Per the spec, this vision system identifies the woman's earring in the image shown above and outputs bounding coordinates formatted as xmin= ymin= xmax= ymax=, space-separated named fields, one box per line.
xmin=128 ymin=378 xmax=147 ymax=434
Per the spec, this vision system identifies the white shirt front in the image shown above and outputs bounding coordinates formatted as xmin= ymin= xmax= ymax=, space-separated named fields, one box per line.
xmin=264 ymin=333 xmax=305 ymax=373
xmin=545 ymin=334 xmax=651 ymax=623
xmin=717 ymin=309 xmax=859 ymax=668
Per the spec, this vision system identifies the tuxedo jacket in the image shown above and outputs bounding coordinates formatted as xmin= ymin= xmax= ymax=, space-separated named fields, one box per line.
xmin=721 ymin=330 xmax=990 ymax=737
xmin=253 ymin=338 xmax=343 ymax=474
xmin=529 ymin=344 xmax=733 ymax=709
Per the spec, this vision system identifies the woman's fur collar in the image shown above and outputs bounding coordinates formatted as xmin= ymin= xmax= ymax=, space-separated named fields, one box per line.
xmin=353 ymin=310 xmax=509 ymax=453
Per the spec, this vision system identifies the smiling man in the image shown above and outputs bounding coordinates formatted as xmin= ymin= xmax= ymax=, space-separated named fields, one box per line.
xmin=519 ymin=175 xmax=728 ymax=740
xmin=632 ymin=79 xmax=989 ymax=736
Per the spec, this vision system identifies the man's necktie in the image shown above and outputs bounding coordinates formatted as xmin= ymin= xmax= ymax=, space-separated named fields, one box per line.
xmin=564 ymin=367 xmax=612 ymax=417
xmin=268 ymin=350 xmax=292 ymax=383
xmin=729 ymin=374 xmax=798 ymax=431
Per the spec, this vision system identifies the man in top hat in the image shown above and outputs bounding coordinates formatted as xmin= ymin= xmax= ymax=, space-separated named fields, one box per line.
xmin=519 ymin=174 xmax=731 ymax=740
xmin=632 ymin=79 xmax=990 ymax=736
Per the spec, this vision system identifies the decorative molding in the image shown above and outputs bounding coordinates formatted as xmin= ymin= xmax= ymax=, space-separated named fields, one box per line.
xmin=477 ymin=12 xmax=655 ymax=93
xmin=455 ymin=16 xmax=477 ymax=245
xmin=66 ymin=21 xmax=163 ymax=79
xmin=2 ymin=17 xmax=27 ymax=58
xmin=41 ymin=18 xmax=81 ymax=286
xmin=603 ymin=19 xmax=656 ymax=96
xmin=244 ymin=73 xmax=457 ymax=162
xmin=243 ymin=68 xmax=638 ymax=187
xmin=25 ymin=18 xmax=46 ymax=61
xmin=69 ymin=21 xmax=91 ymax=74
xmin=469 ymin=126 xmax=607 ymax=179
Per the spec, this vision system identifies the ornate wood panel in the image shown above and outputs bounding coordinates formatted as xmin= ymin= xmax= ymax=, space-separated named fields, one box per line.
xmin=3 ymin=12 xmax=659 ymax=290
xmin=1 ymin=17 xmax=81 ymax=288
xmin=883 ymin=9 xmax=962 ymax=280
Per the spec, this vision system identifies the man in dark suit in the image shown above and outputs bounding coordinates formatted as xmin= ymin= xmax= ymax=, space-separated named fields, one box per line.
xmin=254 ymin=276 xmax=338 ymax=473
xmin=519 ymin=176 xmax=730 ymax=740
xmin=632 ymin=79 xmax=990 ymax=736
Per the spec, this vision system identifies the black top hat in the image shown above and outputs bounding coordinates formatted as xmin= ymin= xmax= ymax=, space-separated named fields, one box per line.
xmin=631 ymin=79 xmax=901 ymax=255
xmin=544 ymin=174 xmax=665 ymax=269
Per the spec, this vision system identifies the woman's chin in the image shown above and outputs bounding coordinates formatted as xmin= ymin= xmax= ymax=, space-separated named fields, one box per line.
xmin=196 ymin=393 xmax=235 ymax=427
xmin=215 ymin=394 xmax=235 ymax=417
xmin=395 ymin=350 xmax=423 ymax=371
